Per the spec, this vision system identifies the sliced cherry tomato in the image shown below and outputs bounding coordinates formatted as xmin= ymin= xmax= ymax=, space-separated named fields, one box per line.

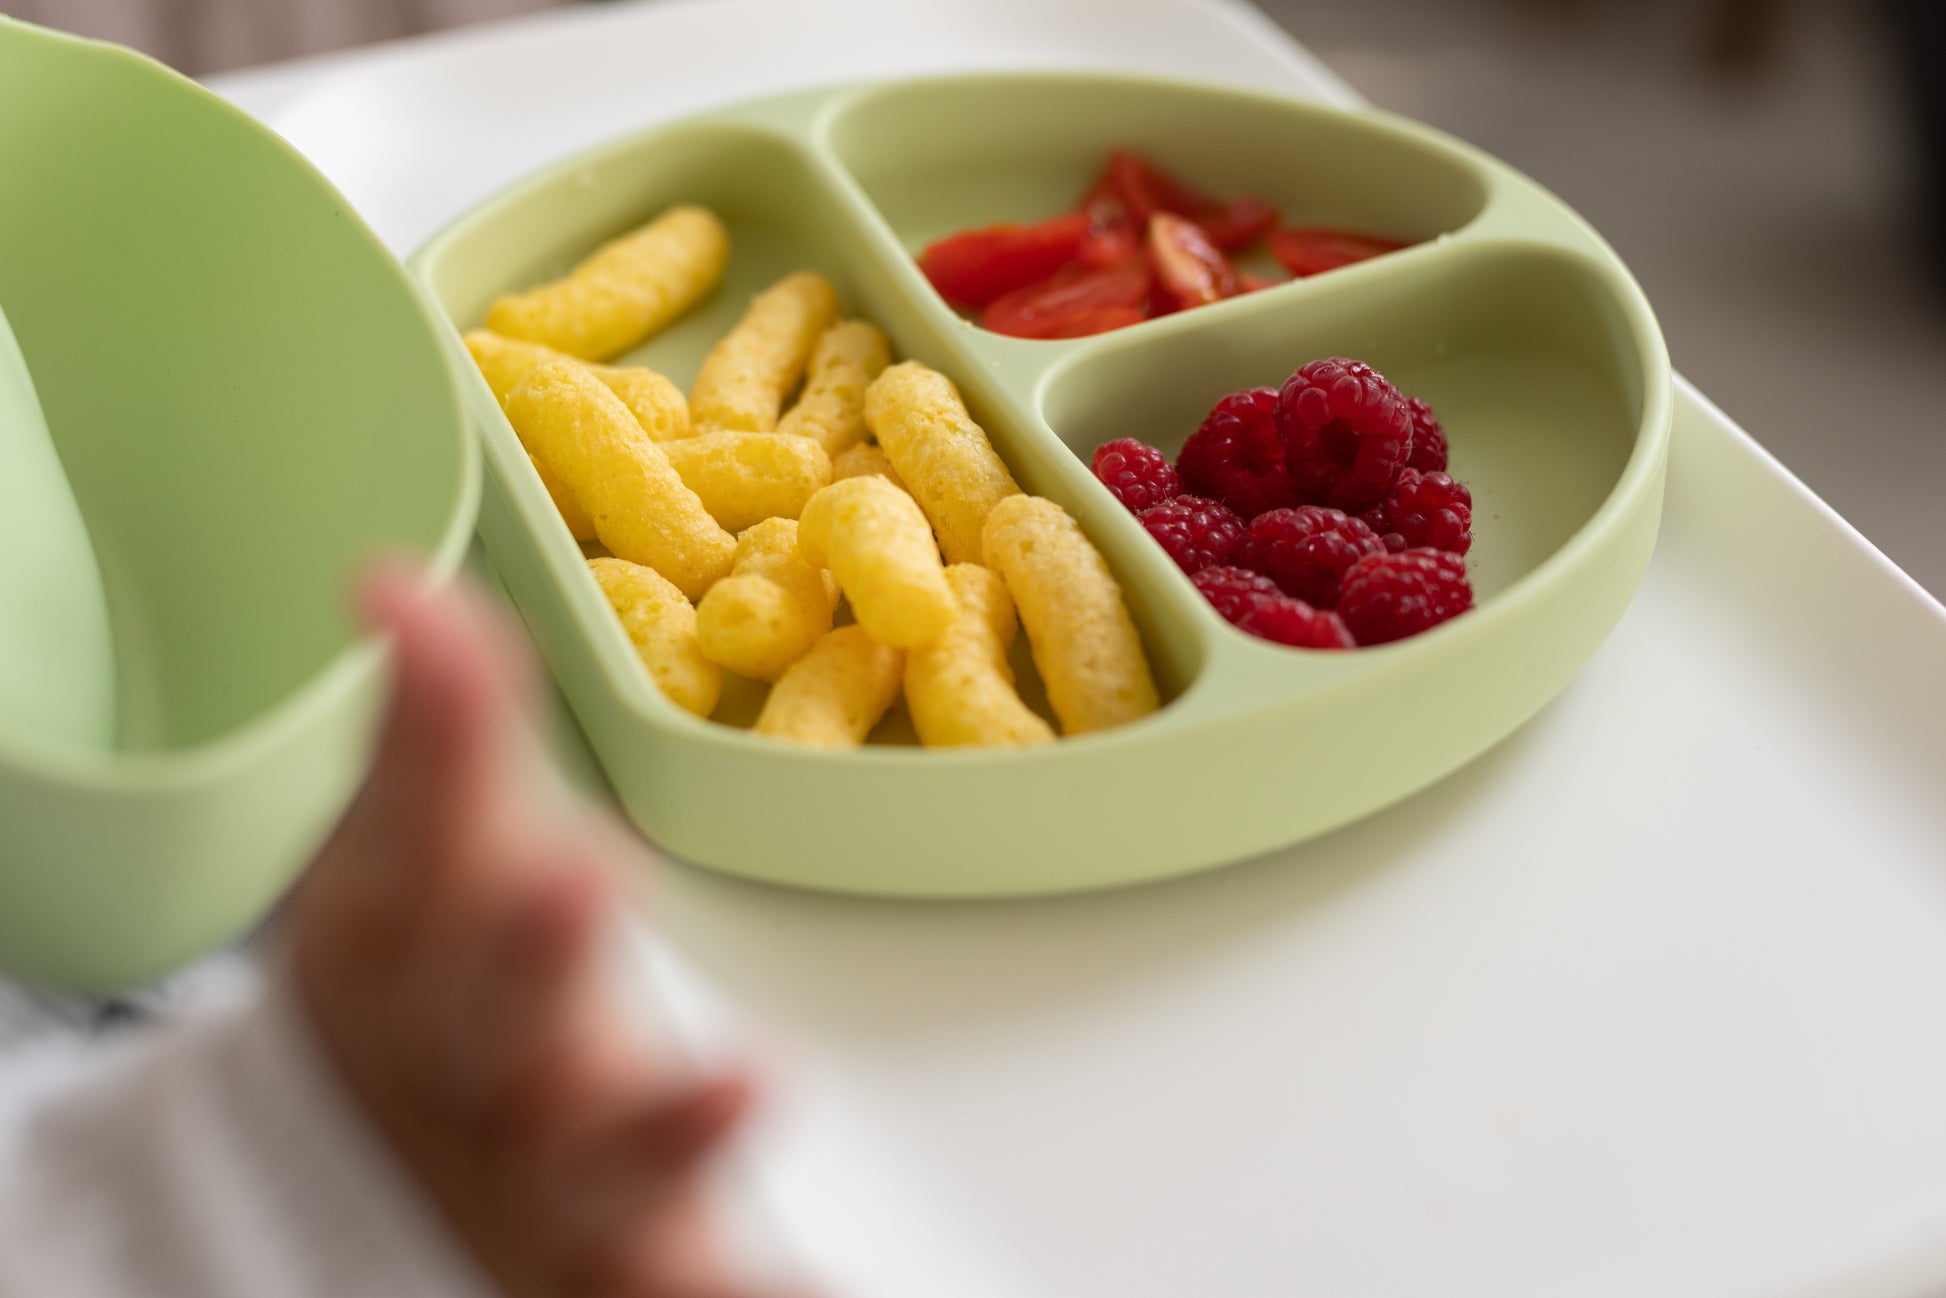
xmin=1106 ymin=149 xmax=1223 ymax=227
xmin=918 ymin=212 xmax=1091 ymax=307
xmin=1102 ymin=152 xmax=1278 ymax=250
xmin=1196 ymin=196 xmax=1279 ymax=250
xmin=1077 ymin=176 xmax=1140 ymax=268
xmin=981 ymin=261 xmax=1152 ymax=339
xmin=1238 ymin=273 xmax=1283 ymax=294
xmin=1146 ymin=212 xmax=1240 ymax=310
xmin=1267 ymin=227 xmax=1410 ymax=278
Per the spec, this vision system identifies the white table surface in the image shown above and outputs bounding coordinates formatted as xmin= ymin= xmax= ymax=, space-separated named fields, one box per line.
xmin=210 ymin=4 xmax=1946 ymax=1296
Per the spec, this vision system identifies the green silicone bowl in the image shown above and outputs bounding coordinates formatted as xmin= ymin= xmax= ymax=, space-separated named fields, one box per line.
xmin=0 ymin=296 xmax=115 ymax=756
xmin=0 ymin=18 xmax=479 ymax=990
xmin=414 ymin=72 xmax=1671 ymax=897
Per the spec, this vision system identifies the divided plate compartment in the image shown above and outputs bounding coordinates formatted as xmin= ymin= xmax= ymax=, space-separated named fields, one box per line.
xmin=411 ymin=72 xmax=1671 ymax=895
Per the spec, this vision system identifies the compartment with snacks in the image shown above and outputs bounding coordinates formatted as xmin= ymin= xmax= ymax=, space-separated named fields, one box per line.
xmin=409 ymin=72 xmax=1670 ymax=895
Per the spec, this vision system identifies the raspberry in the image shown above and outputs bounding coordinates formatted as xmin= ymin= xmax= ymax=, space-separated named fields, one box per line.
xmin=1194 ymin=566 xmax=1351 ymax=649
xmin=1274 ymin=358 xmax=1412 ymax=510
xmin=1376 ymin=469 xmax=1472 ymax=554
xmin=1176 ymin=387 xmax=1295 ymax=519
xmin=1405 ymin=396 xmax=1448 ymax=472
xmin=1355 ymin=506 xmax=1407 ymax=553
xmin=1092 ymin=438 xmax=1180 ymax=513
xmin=1239 ymin=594 xmax=1355 ymax=649
xmin=1137 ymin=495 xmax=1244 ymax=573
xmin=1336 ymin=548 xmax=1473 ymax=645
xmin=1233 ymin=505 xmax=1384 ymax=608
xmin=1192 ymin=565 xmax=1282 ymax=623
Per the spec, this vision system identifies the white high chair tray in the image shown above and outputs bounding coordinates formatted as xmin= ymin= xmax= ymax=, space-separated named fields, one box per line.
xmin=213 ymin=3 xmax=1946 ymax=1294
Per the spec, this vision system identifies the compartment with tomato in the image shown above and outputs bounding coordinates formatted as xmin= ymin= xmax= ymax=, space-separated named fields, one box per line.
xmin=916 ymin=149 xmax=1412 ymax=339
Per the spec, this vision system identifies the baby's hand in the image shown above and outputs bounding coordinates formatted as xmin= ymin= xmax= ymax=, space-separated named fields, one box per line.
xmin=289 ymin=565 xmax=779 ymax=1298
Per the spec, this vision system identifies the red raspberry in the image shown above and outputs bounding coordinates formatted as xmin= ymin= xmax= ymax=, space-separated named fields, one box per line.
xmin=1239 ymin=595 xmax=1355 ymax=649
xmin=1092 ymin=438 xmax=1180 ymax=513
xmin=1274 ymin=358 xmax=1413 ymax=510
xmin=1192 ymin=565 xmax=1282 ymax=623
xmin=1193 ymin=567 xmax=1351 ymax=649
xmin=1137 ymin=495 xmax=1245 ymax=574
xmin=1336 ymin=548 xmax=1473 ymax=645
xmin=1375 ymin=469 xmax=1472 ymax=554
xmin=1405 ymin=396 xmax=1448 ymax=472
xmin=1234 ymin=505 xmax=1384 ymax=608
xmin=1355 ymin=505 xmax=1407 ymax=553
xmin=1176 ymin=387 xmax=1295 ymax=519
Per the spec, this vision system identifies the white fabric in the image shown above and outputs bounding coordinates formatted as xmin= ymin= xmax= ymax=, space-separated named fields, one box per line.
xmin=0 ymin=973 xmax=493 ymax=1298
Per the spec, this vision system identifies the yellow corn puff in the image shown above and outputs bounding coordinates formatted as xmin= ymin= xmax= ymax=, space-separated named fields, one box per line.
xmin=485 ymin=205 xmax=729 ymax=360
xmin=504 ymin=361 xmax=733 ymax=600
xmin=981 ymin=495 xmax=1158 ymax=736
xmin=865 ymin=361 xmax=1022 ymax=566
xmin=594 ymin=365 xmax=690 ymax=442
xmin=775 ymin=320 xmax=892 ymax=456
xmin=905 ymin=565 xmax=1055 ymax=749
xmin=690 ymin=271 xmax=841 ymax=433
xmin=661 ymin=431 xmax=832 ymax=534
xmin=587 ymin=557 xmax=721 ymax=718
xmin=797 ymin=476 xmax=953 ymax=649
xmin=465 ymin=330 xmax=690 ymax=441
xmin=695 ymin=518 xmax=839 ymax=681
xmin=830 ymin=440 xmax=908 ymax=492
xmin=533 ymin=455 xmax=597 ymax=541
xmin=754 ymin=625 xmax=902 ymax=749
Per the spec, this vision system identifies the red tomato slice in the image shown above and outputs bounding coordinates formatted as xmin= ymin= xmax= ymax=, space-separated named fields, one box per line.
xmin=1077 ymin=177 xmax=1140 ymax=268
xmin=980 ymin=261 xmax=1152 ymax=339
xmin=1106 ymin=149 xmax=1223 ymax=227
xmin=1239 ymin=273 xmax=1282 ymax=293
xmin=1146 ymin=212 xmax=1240 ymax=310
xmin=1267 ymin=227 xmax=1410 ymax=277
xmin=918 ymin=212 xmax=1091 ymax=307
xmin=1196 ymin=197 xmax=1279 ymax=250
xmin=1102 ymin=152 xmax=1278 ymax=250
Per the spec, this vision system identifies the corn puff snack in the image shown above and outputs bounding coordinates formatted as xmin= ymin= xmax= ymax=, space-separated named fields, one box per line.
xmin=532 ymin=455 xmax=597 ymax=541
xmin=504 ymin=361 xmax=734 ymax=600
xmin=775 ymin=320 xmax=891 ymax=456
xmin=591 ymin=367 xmax=690 ymax=442
xmin=830 ymin=441 xmax=906 ymax=491
xmin=587 ymin=557 xmax=721 ymax=718
xmin=485 ymin=205 xmax=729 ymax=360
xmin=661 ymin=432 xmax=832 ymax=533
xmin=689 ymin=271 xmax=840 ymax=433
xmin=981 ymin=495 xmax=1159 ymax=735
xmin=694 ymin=518 xmax=840 ymax=682
xmin=864 ymin=361 xmax=1021 ymax=566
xmin=465 ymin=330 xmax=690 ymax=442
xmin=797 ymin=476 xmax=954 ymax=649
xmin=905 ymin=565 xmax=1055 ymax=749
xmin=754 ymin=625 xmax=902 ymax=749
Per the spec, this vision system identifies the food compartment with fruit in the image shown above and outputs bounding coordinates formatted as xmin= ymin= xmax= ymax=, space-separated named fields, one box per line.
xmin=412 ymin=73 xmax=1669 ymax=893
xmin=1044 ymin=244 xmax=1650 ymax=652
xmin=826 ymin=73 xmax=1488 ymax=337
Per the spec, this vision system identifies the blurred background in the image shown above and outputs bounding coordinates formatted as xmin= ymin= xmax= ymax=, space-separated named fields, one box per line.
xmin=15 ymin=0 xmax=1944 ymax=597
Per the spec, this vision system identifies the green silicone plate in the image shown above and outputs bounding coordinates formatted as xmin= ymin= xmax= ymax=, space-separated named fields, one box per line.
xmin=412 ymin=72 xmax=1671 ymax=896
xmin=0 ymin=18 xmax=479 ymax=990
